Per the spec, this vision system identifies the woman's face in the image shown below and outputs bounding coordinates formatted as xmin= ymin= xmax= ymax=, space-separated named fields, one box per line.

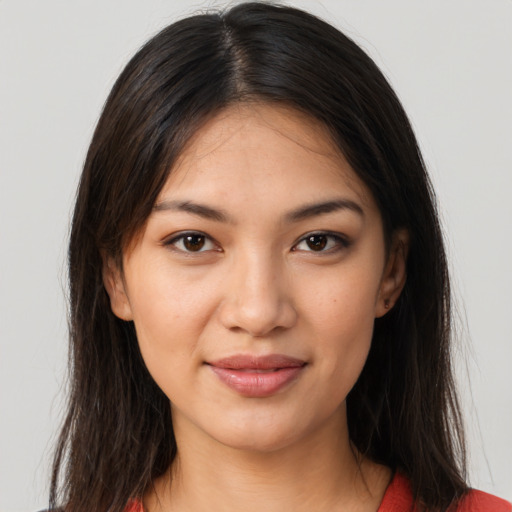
xmin=105 ymin=103 xmax=406 ymax=453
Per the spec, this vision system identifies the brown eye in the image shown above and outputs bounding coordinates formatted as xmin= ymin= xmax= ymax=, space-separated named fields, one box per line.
xmin=305 ymin=235 xmax=328 ymax=251
xmin=293 ymin=232 xmax=349 ymax=253
xmin=167 ymin=232 xmax=216 ymax=253
xmin=183 ymin=234 xmax=206 ymax=251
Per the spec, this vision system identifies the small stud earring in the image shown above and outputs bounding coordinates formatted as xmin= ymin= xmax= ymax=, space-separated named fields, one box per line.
xmin=384 ymin=299 xmax=390 ymax=309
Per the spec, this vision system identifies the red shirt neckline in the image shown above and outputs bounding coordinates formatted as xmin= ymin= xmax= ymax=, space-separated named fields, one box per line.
xmin=126 ymin=471 xmax=511 ymax=512
xmin=125 ymin=472 xmax=413 ymax=512
xmin=377 ymin=471 xmax=415 ymax=511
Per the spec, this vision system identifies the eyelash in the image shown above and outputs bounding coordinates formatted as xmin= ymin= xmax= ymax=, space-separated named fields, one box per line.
xmin=164 ymin=231 xmax=350 ymax=254
xmin=292 ymin=232 xmax=350 ymax=254
xmin=163 ymin=231 xmax=220 ymax=253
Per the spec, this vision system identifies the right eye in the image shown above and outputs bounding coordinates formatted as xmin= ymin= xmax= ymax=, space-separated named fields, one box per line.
xmin=165 ymin=232 xmax=218 ymax=253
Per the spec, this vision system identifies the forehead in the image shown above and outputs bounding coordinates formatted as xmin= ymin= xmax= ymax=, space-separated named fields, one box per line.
xmin=158 ymin=103 xmax=375 ymax=211
xmin=178 ymin=103 xmax=340 ymax=162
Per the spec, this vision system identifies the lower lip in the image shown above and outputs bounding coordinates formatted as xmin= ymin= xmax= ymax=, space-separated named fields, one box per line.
xmin=208 ymin=365 xmax=305 ymax=398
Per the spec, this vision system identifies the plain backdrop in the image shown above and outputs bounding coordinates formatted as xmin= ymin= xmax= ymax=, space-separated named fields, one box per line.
xmin=1 ymin=1 xmax=511 ymax=510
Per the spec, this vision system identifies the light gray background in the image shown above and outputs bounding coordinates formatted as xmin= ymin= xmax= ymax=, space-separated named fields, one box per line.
xmin=1 ymin=1 xmax=511 ymax=510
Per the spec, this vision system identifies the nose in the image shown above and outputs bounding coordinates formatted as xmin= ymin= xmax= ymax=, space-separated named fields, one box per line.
xmin=218 ymin=252 xmax=297 ymax=337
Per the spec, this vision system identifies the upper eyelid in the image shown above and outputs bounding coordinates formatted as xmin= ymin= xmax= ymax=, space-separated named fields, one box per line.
xmin=293 ymin=231 xmax=349 ymax=245
xmin=163 ymin=230 xmax=221 ymax=251
xmin=162 ymin=230 xmax=348 ymax=249
xmin=164 ymin=230 xmax=212 ymax=243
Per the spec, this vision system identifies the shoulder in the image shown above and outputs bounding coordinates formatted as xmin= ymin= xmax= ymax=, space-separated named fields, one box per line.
xmin=456 ymin=489 xmax=511 ymax=511
xmin=379 ymin=472 xmax=511 ymax=512
xmin=378 ymin=471 xmax=415 ymax=511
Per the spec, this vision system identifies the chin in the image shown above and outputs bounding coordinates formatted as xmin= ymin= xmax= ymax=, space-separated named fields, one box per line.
xmin=197 ymin=407 xmax=306 ymax=454
xmin=216 ymin=427 xmax=302 ymax=454
xmin=205 ymin=406 xmax=333 ymax=455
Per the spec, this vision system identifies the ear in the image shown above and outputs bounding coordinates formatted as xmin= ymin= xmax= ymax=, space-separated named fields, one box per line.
xmin=102 ymin=255 xmax=133 ymax=321
xmin=375 ymin=229 xmax=409 ymax=318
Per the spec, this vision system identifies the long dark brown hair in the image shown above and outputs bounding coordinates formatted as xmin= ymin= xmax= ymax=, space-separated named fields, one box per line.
xmin=50 ymin=2 xmax=467 ymax=511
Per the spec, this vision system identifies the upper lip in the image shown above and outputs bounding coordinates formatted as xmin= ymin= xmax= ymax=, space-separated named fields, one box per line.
xmin=207 ymin=354 xmax=306 ymax=370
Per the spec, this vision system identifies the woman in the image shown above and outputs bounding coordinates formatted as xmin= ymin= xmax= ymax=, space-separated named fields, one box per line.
xmin=49 ymin=2 xmax=510 ymax=511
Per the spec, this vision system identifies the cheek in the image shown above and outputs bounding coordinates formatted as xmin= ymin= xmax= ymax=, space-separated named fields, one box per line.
xmin=304 ymin=257 xmax=381 ymax=335
xmin=128 ymin=257 xmax=215 ymax=334
xmin=303 ymin=264 xmax=381 ymax=391
xmin=125 ymin=264 xmax=219 ymax=392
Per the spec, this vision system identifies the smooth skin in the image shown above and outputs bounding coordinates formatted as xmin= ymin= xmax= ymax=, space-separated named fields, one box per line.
xmin=104 ymin=103 xmax=408 ymax=512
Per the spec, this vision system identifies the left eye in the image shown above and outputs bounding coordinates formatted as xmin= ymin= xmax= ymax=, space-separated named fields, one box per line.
xmin=167 ymin=232 xmax=217 ymax=253
xmin=293 ymin=233 xmax=347 ymax=252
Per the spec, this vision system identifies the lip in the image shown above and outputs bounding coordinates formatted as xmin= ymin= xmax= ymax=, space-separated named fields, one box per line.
xmin=206 ymin=354 xmax=306 ymax=398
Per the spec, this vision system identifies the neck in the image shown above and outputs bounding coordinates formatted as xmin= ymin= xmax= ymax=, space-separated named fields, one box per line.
xmin=144 ymin=407 xmax=391 ymax=512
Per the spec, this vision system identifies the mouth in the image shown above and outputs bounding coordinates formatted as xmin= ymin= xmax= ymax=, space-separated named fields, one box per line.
xmin=206 ymin=354 xmax=307 ymax=397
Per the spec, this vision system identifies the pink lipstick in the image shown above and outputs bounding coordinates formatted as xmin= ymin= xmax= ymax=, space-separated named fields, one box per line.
xmin=207 ymin=354 xmax=306 ymax=397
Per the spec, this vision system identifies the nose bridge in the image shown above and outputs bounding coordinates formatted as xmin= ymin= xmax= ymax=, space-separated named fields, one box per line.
xmin=220 ymin=245 xmax=296 ymax=336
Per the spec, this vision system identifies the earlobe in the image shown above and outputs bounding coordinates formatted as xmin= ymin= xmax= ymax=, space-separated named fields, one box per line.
xmin=102 ymin=255 xmax=133 ymax=321
xmin=375 ymin=229 xmax=409 ymax=318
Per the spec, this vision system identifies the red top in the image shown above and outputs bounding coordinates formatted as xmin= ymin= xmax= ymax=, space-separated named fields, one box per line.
xmin=126 ymin=472 xmax=511 ymax=511
xmin=378 ymin=472 xmax=511 ymax=511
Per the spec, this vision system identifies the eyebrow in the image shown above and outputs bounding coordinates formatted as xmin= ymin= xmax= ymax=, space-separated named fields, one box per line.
xmin=153 ymin=198 xmax=364 ymax=223
xmin=284 ymin=199 xmax=364 ymax=222
xmin=153 ymin=200 xmax=231 ymax=222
